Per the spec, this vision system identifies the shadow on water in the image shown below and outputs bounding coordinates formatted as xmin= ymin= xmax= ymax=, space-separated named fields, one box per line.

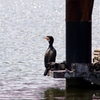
xmin=43 ymin=87 xmax=100 ymax=100
xmin=44 ymin=88 xmax=66 ymax=100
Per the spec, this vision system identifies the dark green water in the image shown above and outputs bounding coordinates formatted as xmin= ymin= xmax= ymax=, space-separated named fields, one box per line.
xmin=43 ymin=87 xmax=100 ymax=100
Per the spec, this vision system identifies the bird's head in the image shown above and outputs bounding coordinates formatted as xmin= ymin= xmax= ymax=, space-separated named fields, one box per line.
xmin=45 ymin=36 xmax=54 ymax=45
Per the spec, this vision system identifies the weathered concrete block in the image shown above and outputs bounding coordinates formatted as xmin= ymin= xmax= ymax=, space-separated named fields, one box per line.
xmin=48 ymin=70 xmax=66 ymax=78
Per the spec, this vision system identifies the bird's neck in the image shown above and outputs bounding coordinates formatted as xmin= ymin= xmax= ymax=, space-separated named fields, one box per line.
xmin=49 ymin=44 xmax=53 ymax=48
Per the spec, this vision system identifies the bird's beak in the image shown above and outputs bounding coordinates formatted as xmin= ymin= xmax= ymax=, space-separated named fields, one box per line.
xmin=44 ymin=37 xmax=50 ymax=41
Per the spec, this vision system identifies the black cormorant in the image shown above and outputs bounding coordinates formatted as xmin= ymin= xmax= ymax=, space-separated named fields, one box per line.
xmin=44 ymin=36 xmax=57 ymax=76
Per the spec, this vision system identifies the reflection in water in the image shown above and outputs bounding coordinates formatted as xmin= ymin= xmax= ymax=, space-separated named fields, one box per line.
xmin=44 ymin=88 xmax=66 ymax=100
xmin=66 ymin=88 xmax=93 ymax=100
xmin=44 ymin=87 xmax=100 ymax=100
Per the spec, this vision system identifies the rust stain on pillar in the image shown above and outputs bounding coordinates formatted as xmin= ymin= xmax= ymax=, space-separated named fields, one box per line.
xmin=66 ymin=0 xmax=94 ymax=21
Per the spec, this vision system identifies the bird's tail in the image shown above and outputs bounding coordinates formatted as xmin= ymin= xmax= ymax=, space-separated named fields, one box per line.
xmin=44 ymin=68 xmax=49 ymax=76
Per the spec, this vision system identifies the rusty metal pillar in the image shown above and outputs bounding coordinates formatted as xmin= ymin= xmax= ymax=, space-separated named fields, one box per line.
xmin=66 ymin=0 xmax=94 ymax=70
